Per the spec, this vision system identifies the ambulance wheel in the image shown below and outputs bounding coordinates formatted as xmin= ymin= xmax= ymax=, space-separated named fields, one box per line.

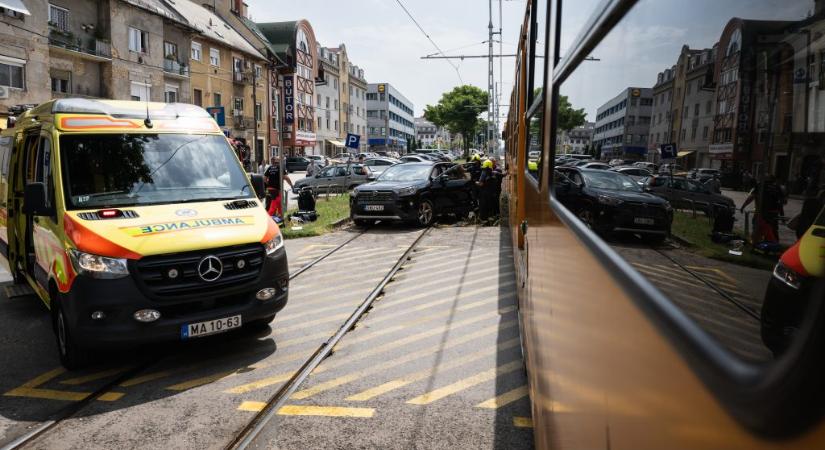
xmin=53 ymin=293 xmax=89 ymax=370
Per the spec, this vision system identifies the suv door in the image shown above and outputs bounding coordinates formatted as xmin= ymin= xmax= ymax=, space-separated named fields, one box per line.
xmin=315 ymin=166 xmax=337 ymax=192
xmin=442 ymin=165 xmax=473 ymax=212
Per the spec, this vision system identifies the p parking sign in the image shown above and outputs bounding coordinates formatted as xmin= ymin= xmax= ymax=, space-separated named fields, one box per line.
xmin=345 ymin=133 xmax=361 ymax=149
xmin=660 ymin=143 xmax=677 ymax=159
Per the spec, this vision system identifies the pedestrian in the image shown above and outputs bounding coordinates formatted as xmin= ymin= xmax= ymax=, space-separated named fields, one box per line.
xmin=741 ymin=169 xmax=753 ymax=192
xmin=264 ymin=156 xmax=293 ymax=218
xmin=740 ymin=175 xmax=784 ymax=243
xmin=793 ymin=188 xmax=825 ymax=240
xmin=477 ymin=159 xmax=496 ymax=221
xmin=306 ymin=159 xmax=317 ymax=177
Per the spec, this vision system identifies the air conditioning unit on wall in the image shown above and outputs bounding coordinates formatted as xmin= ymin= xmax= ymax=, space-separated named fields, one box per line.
xmin=0 ymin=86 xmax=8 ymax=99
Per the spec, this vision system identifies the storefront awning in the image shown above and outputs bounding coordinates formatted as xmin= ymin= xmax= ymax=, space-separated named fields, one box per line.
xmin=328 ymin=139 xmax=345 ymax=147
xmin=0 ymin=0 xmax=30 ymax=14
xmin=677 ymin=150 xmax=695 ymax=157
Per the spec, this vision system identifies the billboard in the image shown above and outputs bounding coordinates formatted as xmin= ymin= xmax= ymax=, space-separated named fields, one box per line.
xmin=283 ymin=75 xmax=295 ymax=124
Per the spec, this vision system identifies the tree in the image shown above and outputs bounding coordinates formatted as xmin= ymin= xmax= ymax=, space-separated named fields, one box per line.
xmin=424 ymin=85 xmax=488 ymax=158
xmin=557 ymin=95 xmax=586 ymax=132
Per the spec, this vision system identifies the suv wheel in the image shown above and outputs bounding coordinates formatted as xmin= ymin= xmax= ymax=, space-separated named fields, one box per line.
xmin=53 ymin=297 xmax=89 ymax=370
xmin=417 ymin=199 xmax=435 ymax=227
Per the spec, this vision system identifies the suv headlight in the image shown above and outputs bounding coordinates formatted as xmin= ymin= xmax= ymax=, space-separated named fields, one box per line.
xmin=597 ymin=195 xmax=623 ymax=206
xmin=772 ymin=261 xmax=803 ymax=290
xmin=69 ymin=249 xmax=129 ymax=279
xmin=265 ymin=233 xmax=284 ymax=255
xmin=397 ymin=186 xmax=416 ymax=196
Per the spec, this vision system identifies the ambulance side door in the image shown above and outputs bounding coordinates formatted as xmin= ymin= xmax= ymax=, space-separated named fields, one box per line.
xmin=30 ymin=131 xmax=60 ymax=289
xmin=0 ymin=135 xmax=12 ymax=259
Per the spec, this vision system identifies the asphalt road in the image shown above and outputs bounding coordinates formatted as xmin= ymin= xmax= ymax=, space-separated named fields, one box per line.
xmin=609 ymin=236 xmax=773 ymax=362
xmin=0 ymin=225 xmax=530 ymax=450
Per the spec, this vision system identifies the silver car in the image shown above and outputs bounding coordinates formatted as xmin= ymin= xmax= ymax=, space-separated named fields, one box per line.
xmin=292 ymin=163 xmax=374 ymax=194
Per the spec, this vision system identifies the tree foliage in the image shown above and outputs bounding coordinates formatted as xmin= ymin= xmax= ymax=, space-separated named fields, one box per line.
xmin=557 ymin=95 xmax=586 ymax=132
xmin=424 ymin=85 xmax=488 ymax=157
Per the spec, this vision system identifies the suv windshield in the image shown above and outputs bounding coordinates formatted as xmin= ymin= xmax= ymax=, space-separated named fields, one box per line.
xmin=582 ymin=170 xmax=642 ymax=192
xmin=60 ymin=134 xmax=252 ymax=209
xmin=377 ymin=164 xmax=431 ymax=182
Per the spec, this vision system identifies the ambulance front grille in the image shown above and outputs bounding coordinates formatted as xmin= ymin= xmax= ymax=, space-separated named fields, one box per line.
xmin=132 ymin=243 xmax=265 ymax=298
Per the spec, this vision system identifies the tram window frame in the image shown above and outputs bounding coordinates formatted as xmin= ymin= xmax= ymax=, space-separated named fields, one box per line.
xmin=524 ymin=0 xmax=551 ymax=187
xmin=544 ymin=0 xmax=825 ymax=437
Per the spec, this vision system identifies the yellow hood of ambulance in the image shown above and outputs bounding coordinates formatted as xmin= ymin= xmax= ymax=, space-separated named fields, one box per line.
xmin=66 ymin=201 xmax=276 ymax=258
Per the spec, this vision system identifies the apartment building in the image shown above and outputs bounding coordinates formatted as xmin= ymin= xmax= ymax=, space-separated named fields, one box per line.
xmin=367 ymin=82 xmax=414 ymax=154
xmin=592 ymin=87 xmax=653 ymax=160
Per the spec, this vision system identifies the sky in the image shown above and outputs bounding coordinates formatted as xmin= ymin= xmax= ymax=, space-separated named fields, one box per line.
xmin=244 ymin=0 xmax=815 ymax=125
xmin=244 ymin=0 xmax=528 ymax=126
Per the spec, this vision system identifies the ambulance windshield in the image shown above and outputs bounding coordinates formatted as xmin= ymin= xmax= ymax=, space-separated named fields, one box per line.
xmin=60 ymin=134 xmax=253 ymax=209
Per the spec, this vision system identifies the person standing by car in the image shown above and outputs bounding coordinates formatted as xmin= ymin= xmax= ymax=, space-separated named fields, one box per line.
xmin=703 ymin=173 xmax=721 ymax=194
xmin=477 ymin=159 xmax=497 ymax=221
xmin=741 ymin=175 xmax=784 ymax=242
xmin=265 ymin=156 xmax=293 ymax=218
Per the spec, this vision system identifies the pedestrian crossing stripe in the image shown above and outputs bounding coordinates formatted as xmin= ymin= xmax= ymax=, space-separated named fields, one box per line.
xmin=406 ymin=360 xmax=523 ymax=405
xmin=237 ymin=402 xmax=375 ymax=417
xmin=3 ymin=368 xmax=125 ymax=402
xmin=512 ymin=416 xmax=533 ymax=428
xmin=476 ymin=385 xmax=529 ymax=409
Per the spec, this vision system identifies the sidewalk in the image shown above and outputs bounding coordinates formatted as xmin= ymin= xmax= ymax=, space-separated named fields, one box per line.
xmin=721 ymin=188 xmax=802 ymax=245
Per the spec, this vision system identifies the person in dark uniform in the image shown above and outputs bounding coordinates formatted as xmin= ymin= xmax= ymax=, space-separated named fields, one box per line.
xmin=477 ymin=159 xmax=496 ymax=221
xmin=264 ymin=156 xmax=293 ymax=218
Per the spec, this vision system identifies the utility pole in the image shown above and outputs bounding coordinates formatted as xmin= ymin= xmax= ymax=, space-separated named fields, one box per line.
xmin=487 ymin=0 xmax=497 ymax=154
xmin=252 ymin=62 xmax=258 ymax=169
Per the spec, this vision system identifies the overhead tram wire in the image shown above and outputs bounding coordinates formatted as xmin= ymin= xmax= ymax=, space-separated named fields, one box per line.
xmin=394 ymin=0 xmax=464 ymax=84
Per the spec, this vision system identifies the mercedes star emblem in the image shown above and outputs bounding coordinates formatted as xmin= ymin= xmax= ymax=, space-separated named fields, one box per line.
xmin=197 ymin=255 xmax=223 ymax=282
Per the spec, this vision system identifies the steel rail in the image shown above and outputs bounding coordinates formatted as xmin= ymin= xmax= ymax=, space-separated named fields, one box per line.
xmin=288 ymin=229 xmax=366 ymax=280
xmin=227 ymin=227 xmax=432 ymax=450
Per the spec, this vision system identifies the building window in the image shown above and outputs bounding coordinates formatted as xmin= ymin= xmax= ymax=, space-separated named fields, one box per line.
xmin=254 ymin=64 xmax=262 ymax=80
xmin=326 ymin=118 xmax=330 ymax=129
xmin=702 ymin=126 xmax=709 ymax=139
xmin=233 ymin=57 xmax=243 ymax=76
xmin=326 ymin=96 xmax=330 ymax=108
xmin=317 ymin=93 xmax=321 ymax=106
xmin=694 ymin=103 xmax=699 ymax=116
xmin=690 ymin=127 xmax=697 ymax=141
xmin=51 ymin=75 xmax=69 ymax=93
xmin=128 ymin=27 xmax=148 ymax=53
xmin=255 ymin=102 xmax=262 ymax=121
xmin=233 ymin=97 xmax=244 ymax=113
xmin=164 ymin=83 xmax=178 ymax=103
xmin=334 ymin=100 xmax=339 ymax=110
xmin=334 ymin=120 xmax=339 ymax=131
xmin=130 ymin=81 xmax=150 ymax=101
xmin=680 ymin=129 xmax=686 ymax=140
xmin=48 ymin=4 xmax=69 ymax=31
xmin=191 ymin=42 xmax=202 ymax=61
xmin=213 ymin=92 xmax=221 ymax=107
xmin=333 ymin=78 xmax=338 ymax=89
xmin=209 ymin=48 xmax=220 ymax=66
xmin=706 ymin=100 xmax=712 ymax=114
xmin=684 ymin=106 xmax=689 ymax=118
xmin=193 ymin=89 xmax=202 ymax=106
xmin=0 ymin=58 xmax=25 ymax=89
xmin=164 ymin=41 xmax=178 ymax=59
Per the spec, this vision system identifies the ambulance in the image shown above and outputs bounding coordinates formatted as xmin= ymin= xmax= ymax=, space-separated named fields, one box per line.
xmin=0 ymin=99 xmax=289 ymax=368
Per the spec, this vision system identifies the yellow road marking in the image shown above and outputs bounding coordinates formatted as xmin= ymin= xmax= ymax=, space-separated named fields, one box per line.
xmin=166 ymin=370 xmax=238 ymax=391
xmin=4 ymin=367 xmax=126 ymax=402
xmin=226 ymin=309 xmax=517 ymax=395
xmin=15 ymin=367 xmax=65 ymax=388
xmin=238 ymin=401 xmax=375 ymax=417
xmin=475 ymin=385 xmax=529 ymax=409
xmin=120 ymin=370 xmax=177 ymax=387
xmin=98 ymin=392 xmax=125 ymax=401
xmin=61 ymin=367 xmax=127 ymax=385
xmin=406 ymin=360 xmax=523 ymax=405
xmin=347 ymin=336 xmax=520 ymax=401
xmin=513 ymin=416 xmax=533 ymax=428
xmin=291 ymin=332 xmax=520 ymax=400
xmin=685 ymin=265 xmax=739 ymax=285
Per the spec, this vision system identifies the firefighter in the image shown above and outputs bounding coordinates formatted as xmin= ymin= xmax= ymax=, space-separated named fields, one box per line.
xmin=477 ymin=159 xmax=496 ymax=221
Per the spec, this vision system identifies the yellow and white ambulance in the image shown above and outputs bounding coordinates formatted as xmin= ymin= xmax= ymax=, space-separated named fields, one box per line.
xmin=0 ymin=99 xmax=288 ymax=368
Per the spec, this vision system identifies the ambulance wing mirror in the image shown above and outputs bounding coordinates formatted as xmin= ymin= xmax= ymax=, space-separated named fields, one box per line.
xmin=248 ymin=173 xmax=266 ymax=199
xmin=23 ymin=182 xmax=53 ymax=216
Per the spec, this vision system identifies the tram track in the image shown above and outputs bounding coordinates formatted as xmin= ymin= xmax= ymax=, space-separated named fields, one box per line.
xmin=2 ymin=227 xmax=374 ymax=450
xmin=225 ymin=226 xmax=431 ymax=450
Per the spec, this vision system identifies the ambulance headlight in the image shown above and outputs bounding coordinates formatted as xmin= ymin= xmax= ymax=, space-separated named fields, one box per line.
xmin=69 ymin=250 xmax=129 ymax=279
xmin=264 ymin=233 xmax=284 ymax=255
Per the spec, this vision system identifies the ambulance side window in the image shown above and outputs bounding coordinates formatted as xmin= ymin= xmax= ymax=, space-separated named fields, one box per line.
xmin=0 ymin=136 xmax=10 ymax=178
xmin=30 ymin=137 xmax=54 ymax=209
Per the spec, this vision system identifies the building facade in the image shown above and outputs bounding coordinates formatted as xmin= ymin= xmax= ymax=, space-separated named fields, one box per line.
xmin=415 ymin=116 xmax=451 ymax=148
xmin=557 ymin=122 xmax=594 ymax=154
xmin=344 ymin=49 xmax=367 ymax=151
xmin=367 ymin=82 xmax=414 ymax=153
xmin=593 ymin=87 xmax=653 ymax=160
xmin=649 ymin=66 xmax=675 ymax=162
xmin=314 ymin=45 xmax=342 ymax=155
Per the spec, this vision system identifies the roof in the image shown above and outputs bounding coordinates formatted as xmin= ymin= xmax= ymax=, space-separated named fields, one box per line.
xmin=37 ymin=99 xmax=211 ymax=119
xmin=169 ymin=0 xmax=265 ymax=59
xmin=256 ymin=21 xmax=298 ymax=62
xmin=120 ymin=0 xmax=192 ymax=29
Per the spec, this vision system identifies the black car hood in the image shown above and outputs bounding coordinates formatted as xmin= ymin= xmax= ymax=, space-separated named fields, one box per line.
xmin=587 ymin=187 xmax=668 ymax=205
xmin=356 ymin=180 xmax=427 ymax=193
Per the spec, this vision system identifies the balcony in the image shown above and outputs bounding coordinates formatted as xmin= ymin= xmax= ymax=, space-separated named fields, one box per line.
xmin=233 ymin=115 xmax=255 ymax=130
xmin=48 ymin=29 xmax=111 ymax=61
xmin=163 ymin=58 xmax=190 ymax=78
xmin=233 ymin=71 xmax=248 ymax=84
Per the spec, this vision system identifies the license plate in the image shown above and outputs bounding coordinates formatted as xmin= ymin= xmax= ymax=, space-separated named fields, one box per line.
xmin=365 ymin=205 xmax=384 ymax=211
xmin=181 ymin=315 xmax=242 ymax=339
xmin=634 ymin=217 xmax=655 ymax=225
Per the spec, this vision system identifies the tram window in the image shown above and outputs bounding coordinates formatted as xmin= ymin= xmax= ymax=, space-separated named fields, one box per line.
xmin=526 ymin=107 xmax=543 ymax=182
xmin=553 ymin=0 xmax=825 ymax=363
xmin=528 ymin=0 xmax=548 ymax=105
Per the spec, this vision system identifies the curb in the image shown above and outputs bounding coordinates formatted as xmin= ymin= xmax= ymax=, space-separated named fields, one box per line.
xmin=670 ymin=233 xmax=694 ymax=247
xmin=331 ymin=217 xmax=351 ymax=228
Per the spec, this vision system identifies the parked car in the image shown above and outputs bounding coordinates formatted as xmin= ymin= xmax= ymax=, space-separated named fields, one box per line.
xmin=292 ymin=163 xmax=373 ymax=193
xmin=658 ymin=163 xmax=684 ymax=175
xmin=554 ymin=167 xmax=673 ymax=242
xmin=611 ymin=166 xmax=653 ymax=183
xmin=529 ymin=150 xmax=541 ymax=160
xmin=687 ymin=168 xmax=721 ymax=183
xmin=645 ymin=175 xmax=735 ymax=214
xmin=334 ymin=152 xmax=354 ymax=161
xmin=416 ymin=151 xmax=450 ymax=162
xmin=760 ymin=204 xmax=825 ymax=355
xmin=306 ymin=155 xmax=328 ymax=167
xmin=633 ymin=161 xmax=658 ymax=172
xmin=364 ymin=157 xmax=400 ymax=173
xmin=350 ymin=162 xmax=475 ymax=227
xmin=567 ymin=154 xmax=593 ymax=161
xmin=400 ymin=155 xmax=430 ymax=163
xmin=285 ymin=156 xmax=310 ymax=172
xmin=580 ymin=162 xmax=611 ymax=170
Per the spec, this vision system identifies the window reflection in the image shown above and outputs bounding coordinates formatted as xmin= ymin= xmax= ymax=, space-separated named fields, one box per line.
xmin=556 ymin=0 xmax=825 ymax=362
